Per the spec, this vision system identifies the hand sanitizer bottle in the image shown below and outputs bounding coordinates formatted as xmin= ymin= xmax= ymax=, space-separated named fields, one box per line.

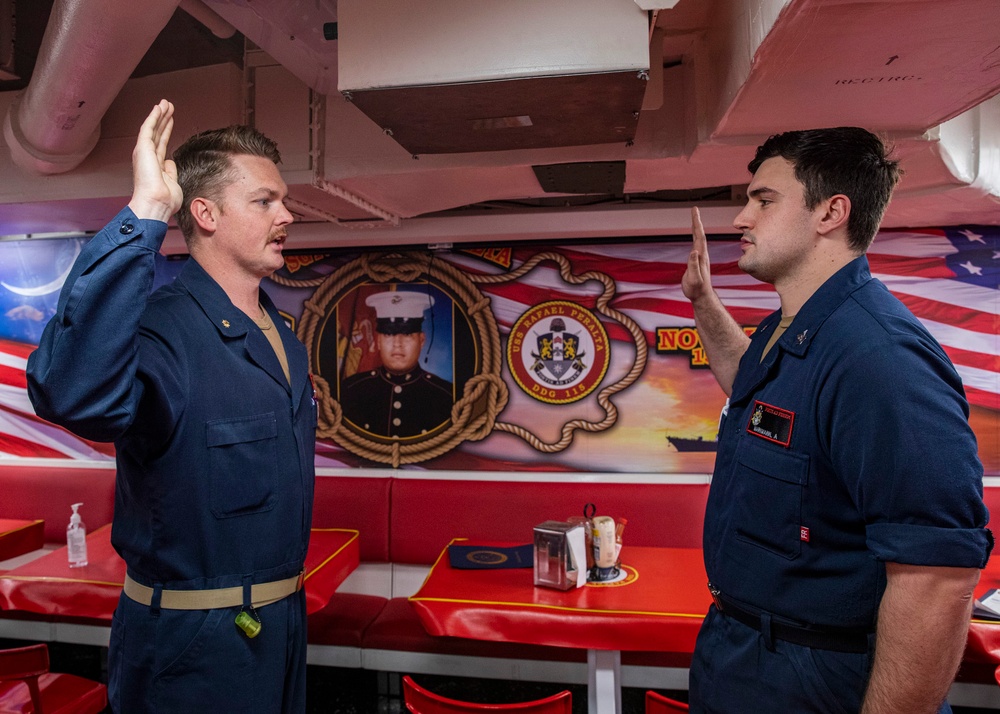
xmin=67 ymin=502 xmax=88 ymax=568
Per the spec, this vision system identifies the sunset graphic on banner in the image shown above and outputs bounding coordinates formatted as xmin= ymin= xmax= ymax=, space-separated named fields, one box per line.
xmin=1 ymin=227 xmax=998 ymax=472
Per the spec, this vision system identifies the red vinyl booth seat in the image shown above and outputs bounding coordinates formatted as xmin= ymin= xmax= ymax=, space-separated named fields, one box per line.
xmin=362 ymin=598 xmax=585 ymax=663
xmin=306 ymin=476 xmax=393 ymax=648
xmin=0 ymin=471 xmax=393 ymax=652
xmin=358 ymin=478 xmax=710 ymax=667
xmin=308 ymin=593 xmax=388 ymax=648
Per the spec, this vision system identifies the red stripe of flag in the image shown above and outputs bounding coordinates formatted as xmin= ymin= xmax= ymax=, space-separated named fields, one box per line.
xmin=965 ymin=385 xmax=1000 ymax=411
xmin=0 ymin=403 xmax=117 ymax=458
xmin=943 ymin=346 xmax=1000 ymax=374
xmin=613 ymin=297 xmax=773 ymax=327
xmin=892 ymin=293 xmax=999 ymax=335
xmin=0 ymin=339 xmax=36 ymax=360
xmin=867 ymin=253 xmax=956 ymax=280
xmin=0 ymin=363 xmax=27 ymax=389
xmin=0 ymin=432 xmax=71 ymax=459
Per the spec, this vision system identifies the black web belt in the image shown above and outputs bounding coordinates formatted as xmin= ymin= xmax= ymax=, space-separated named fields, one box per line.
xmin=709 ymin=583 xmax=872 ymax=654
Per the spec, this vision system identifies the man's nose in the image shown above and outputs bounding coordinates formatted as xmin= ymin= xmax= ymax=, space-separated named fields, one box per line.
xmin=733 ymin=204 xmax=751 ymax=231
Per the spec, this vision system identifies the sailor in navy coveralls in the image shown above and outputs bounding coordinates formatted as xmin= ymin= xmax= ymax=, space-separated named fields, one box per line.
xmin=681 ymin=128 xmax=991 ymax=713
xmin=27 ymin=101 xmax=315 ymax=713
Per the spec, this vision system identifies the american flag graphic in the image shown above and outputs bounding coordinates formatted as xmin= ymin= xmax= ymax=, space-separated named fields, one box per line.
xmin=869 ymin=227 xmax=1000 ymax=411
xmin=451 ymin=227 xmax=1000 ymax=412
xmin=1 ymin=227 xmax=997 ymax=459
xmin=0 ymin=338 xmax=115 ymax=460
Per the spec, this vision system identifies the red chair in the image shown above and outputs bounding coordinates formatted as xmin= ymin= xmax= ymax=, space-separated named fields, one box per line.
xmin=402 ymin=675 xmax=572 ymax=713
xmin=646 ymin=689 xmax=690 ymax=712
xmin=0 ymin=643 xmax=107 ymax=714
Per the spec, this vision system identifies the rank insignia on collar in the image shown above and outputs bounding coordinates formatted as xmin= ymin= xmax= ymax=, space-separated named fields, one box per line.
xmin=222 ymin=320 xmax=231 ymax=328
xmin=796 ymin=330 xmax=808 ymax=345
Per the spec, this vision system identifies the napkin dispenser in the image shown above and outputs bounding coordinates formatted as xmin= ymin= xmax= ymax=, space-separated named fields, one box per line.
xmin=533 ymin=520 xmax=587 ymax=590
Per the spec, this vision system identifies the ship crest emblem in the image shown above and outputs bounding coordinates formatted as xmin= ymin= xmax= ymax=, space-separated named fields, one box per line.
xmin=507 ymin=301 xmax=610 ymax=405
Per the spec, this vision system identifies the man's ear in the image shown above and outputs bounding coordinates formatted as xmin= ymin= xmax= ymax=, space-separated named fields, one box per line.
xmin=817 ymin=194 xmax=850 ymax=236
xmin=190 ymin=197 xmax=217 ymax=233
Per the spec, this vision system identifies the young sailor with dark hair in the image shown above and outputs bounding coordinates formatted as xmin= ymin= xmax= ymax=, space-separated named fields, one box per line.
xmin=683 ymin=127 xmax=991 ymax=713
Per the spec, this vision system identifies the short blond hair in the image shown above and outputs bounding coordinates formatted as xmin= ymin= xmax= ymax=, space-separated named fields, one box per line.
xmin=172 ymin=126 xmax=281 ymax=243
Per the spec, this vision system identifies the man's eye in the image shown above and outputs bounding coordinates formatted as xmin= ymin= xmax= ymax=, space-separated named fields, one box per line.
xmin=258 ymin=199 xmax=270 ymax=207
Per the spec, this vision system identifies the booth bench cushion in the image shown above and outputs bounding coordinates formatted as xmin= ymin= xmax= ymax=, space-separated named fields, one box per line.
xmin=361 ymin=597 xmax=585 ymax=662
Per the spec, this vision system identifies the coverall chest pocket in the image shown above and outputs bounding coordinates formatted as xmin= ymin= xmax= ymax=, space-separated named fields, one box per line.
xmin=734 ymin=440 xmax=809 ymax=559
xmin=205 ymin=412 xmax=277 ymax=518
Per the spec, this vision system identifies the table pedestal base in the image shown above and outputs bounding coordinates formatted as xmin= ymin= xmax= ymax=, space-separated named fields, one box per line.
xmin=587 ymin=649 xmax=622 ymax=714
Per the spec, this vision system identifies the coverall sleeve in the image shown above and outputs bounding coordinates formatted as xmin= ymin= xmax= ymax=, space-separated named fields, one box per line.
xmin=26 ymin=208 xmax=169 ymax=443
xmin=829 ymin=333 xmax=991 ymax=569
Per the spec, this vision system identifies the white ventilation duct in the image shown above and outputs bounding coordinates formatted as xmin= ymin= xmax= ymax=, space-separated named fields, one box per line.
xmin=337 ymin=0 xmax=651 ymax=154
xmin=703 ymin=0 xmax=1000 ymax=140
xmin=3 ymin=0 xmax=181 ymax=175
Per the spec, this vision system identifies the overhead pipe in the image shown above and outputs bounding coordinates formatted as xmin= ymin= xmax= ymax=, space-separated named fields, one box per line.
xmin=179 ymin=0 xmax=236 ymax=39
xmin=3 ymin=0 xmax=182 ymax=175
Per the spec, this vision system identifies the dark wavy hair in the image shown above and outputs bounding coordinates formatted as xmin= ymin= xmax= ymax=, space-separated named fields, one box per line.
xmin=172 ymin=126 xmax=282 ymax=242
xmin=748 ymin=127 xmax=901 ymax=252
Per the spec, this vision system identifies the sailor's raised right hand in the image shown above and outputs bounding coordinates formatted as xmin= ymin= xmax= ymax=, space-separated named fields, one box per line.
xmin=127 ymin=99 xmax=182 ymax=223
xmin=681 ymin=206 xmax=714 ymax=304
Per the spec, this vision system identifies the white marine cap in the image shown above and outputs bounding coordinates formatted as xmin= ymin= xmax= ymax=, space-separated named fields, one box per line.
xmin=366 ymin=290 xmax=435 ymax=334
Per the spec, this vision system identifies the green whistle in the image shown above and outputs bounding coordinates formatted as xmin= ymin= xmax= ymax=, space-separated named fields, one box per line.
xmin=235 ymin=610 xmax=261 ymax=638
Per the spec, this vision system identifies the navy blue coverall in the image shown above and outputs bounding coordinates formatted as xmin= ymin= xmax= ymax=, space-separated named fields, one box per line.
xmin=27 ymin=208 xmax=316 ymax=713
xmin=690 ymin=256 xmax=992 ymax=713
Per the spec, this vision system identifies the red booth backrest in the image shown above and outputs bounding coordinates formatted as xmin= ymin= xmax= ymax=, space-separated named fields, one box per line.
xmin=312 ymin=475 xmax=391 ymax=562
xmin=7 ymin=464 xmax=993 ymax=569
xmin=0 ymin=466 xmax=116 ymax=542
xmin=0 ymin=468 xmax=392 ymax=562
xmin=388 ymin=478 xmax=710 ymax=565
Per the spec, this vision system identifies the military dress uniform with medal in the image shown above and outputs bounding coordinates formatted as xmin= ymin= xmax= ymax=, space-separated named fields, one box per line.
xmin=340 ymin=290 xmax=454 ymax=438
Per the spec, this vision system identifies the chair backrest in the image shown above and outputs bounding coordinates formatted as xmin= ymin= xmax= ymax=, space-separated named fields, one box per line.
xmin=0 ymin=643 xmax=107 ymax=714
xmin=402 ymin=676 xmax=572 ymax=714
xmin=0 ymin=644 xmax=49 ymax=712
xmin=646 ymin=690 xmax=690 ymax=713
xmin=0 ymin=644 xmax=49 ymax=682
